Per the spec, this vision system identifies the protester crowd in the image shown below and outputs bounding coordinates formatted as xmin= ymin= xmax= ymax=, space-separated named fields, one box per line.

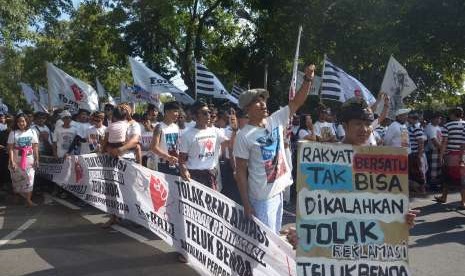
xmin=1 ymin=64 xmax=464 ymax=256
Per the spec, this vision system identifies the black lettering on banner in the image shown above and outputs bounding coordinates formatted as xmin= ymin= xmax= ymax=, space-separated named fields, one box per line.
xmin=134 ymin=204 xmax=175 ymax=237
xmin=331 ymin=243 xmax=409 ymax=261
xmin=301 ymin=146 xmax=353 ymax=164
xmin=180 ymin=201 xmax=267 ymax=265
xmin=175 ymin=180 xmax=205 ymax=208
xmin=300 ymin=221 xmax=380 ymax=246
xmin=354 ymin=173 xmax=402 ymax=192
xmin=83 ymin=155 xmax=128 ymax=172
xmin=297 ymin=262 xmax=409 ymax=276
xmin=91 ymin=180 xmax=120 ymax=198
xmin=306 ymin=166 xmax=346 ymax=185
xmin=85 ymin=194 xmax=129 ymax=212
xmin=88 ymin=169 xmax=125 ymax=185
xmin=216 ymin=239 xmax=253 ymax=276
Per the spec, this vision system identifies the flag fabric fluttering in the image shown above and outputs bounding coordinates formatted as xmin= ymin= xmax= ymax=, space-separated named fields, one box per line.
xmin=321 ymin=58 xmax=376 ymax=106
xmin=96 ymin=78 xmax=116 ymax=105
xmin=231 ymin=84 xmax=245 ymax=99
xmin=195 ymin=62 xmax=238 ymax=104
xmin=289 ymin=26 xmax=303 ymax=101
xmin=295 ymin=71 xmax=322 ymax=96
xmin=380 ymin=55 xmax=417 ymax=117
xmin=0 ymin=98 xmax=8 ymax=114
xmin=128 ymin=57 xmax=194 ymax=104
xmin=46 ymin=63 xmax=99 ymax=112
xmin=19 ymin=83 xmax=39 ymax=105
xmin=19 ymin=83 xmax=48 ymax=113
xmin=38 ymin=86 xmax=49 ymax=108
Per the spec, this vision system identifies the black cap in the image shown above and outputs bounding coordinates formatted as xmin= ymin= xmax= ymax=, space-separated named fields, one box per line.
xmin=339 ymin=98 xmax=374 ymax=123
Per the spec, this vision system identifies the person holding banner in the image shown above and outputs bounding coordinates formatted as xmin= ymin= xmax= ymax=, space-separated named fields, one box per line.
xmin=285 ymin=97 xmax=418 ymax=248
xmin=7 ymin=113 xmax=39 ymax=207
xmin=150 ymin=101 xmax=181 ymax=175
xmin=233 ymin=64 xmax=315 ymax=233
xmin=179 ymin=101 xmax=230 ymax=190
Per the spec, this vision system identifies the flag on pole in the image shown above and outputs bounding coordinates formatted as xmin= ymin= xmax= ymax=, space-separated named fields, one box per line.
xmin=289 ymin=26 xmax=303 ymax=101
xmin=19 ymin=83 xmax=48 ymax=113
xmin=120 ymin=81 xmax=134 ymax=103
xmin=96 ymin=78 xmax=116 ymax=105
xmin=231 ymin=84 xmax=245 ymax=99
xmin=95 ymin=78 xmax=107 ymax=98
xmin=380 ymin=55 xmax=417 ymax=117
xmin=321 ymin=58 xmax=376 ymax=105
xmin=195 ymin=62 xmax=238 ymax=104
xmin=38 ymin=86 xmax=49 ymax=107
xmin=46 ymin=63 xmax=99 ymax=112
xmin=19 ymin=83 xmax=39 ymax=105
xmin=128 ymin=57 xmax=194 ymax=104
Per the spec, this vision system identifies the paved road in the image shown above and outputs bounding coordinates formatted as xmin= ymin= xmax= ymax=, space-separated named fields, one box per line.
xmin=0 ymin=191 xmax=464 ymax=276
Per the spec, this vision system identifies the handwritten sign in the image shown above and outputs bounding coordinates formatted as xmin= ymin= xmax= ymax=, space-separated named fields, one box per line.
xmin=296 ymin=142 xmax=410 ymax=276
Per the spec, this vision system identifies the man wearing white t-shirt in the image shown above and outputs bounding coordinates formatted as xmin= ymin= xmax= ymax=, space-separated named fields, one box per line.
xmin=313 ymin=107 xmax=337 ymax=142
xmin=233 ymin=64 xmax=315 ymax=233
xmin=151 ymin=101 xmax=181 ymax=175
xmin=383 ymin=108 xmax=410 ymax=152
xmin=179 ymin=101 xmax=230 ymax=190
xmin=82 ymin=112 xmax=106 ymax=154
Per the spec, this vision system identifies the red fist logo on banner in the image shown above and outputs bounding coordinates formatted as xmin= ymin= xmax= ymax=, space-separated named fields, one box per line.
xmin=150 ymin=175 xmax=168 ymax=211
xmin=70 ymin=84 xmax=83 ymax=101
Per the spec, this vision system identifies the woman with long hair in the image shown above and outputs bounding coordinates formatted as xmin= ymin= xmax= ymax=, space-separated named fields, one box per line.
xmin=7 ymin=113 xmax=39 ymax=207
xmin=297 ymin=114 xmax=316 ymax=141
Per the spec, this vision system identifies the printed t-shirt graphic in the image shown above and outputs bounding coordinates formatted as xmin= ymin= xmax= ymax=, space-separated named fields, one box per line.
xmin=165 ymin=132 xmax=179 ymax=156
xmin=256 ymin=127 xmax=287 ymax=183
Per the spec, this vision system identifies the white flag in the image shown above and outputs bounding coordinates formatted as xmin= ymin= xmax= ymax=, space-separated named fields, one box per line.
xmin=195 ymin=62 xmax=237 ymax=104
xmin=289 ymin=26 xmax=302 ymax=101
xmin=19 ymin=83 xmax=39 ymax=105
xmin=38 ymin=86 xmax=49 ymax=107
xmin=46 ymin=63 xmax=99 ymax=112
xmin=380 ymin=56 xmax=417 ymax=116
xmin=129 ymin=57 xmax=193 ymax=104
xmin=120 ymin=81 xmax=134 ymax=103
xmin=321 ymin=58 xmax=376 ymax=105
xmin=95 ymin=78 xmax=107 ymax=98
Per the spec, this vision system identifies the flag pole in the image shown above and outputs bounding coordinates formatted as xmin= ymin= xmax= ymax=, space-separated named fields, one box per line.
xmin=46 ymin=62 xmax=53 ymax=112
xmin=194 ymin=58 xmax=197 ymax=101
xmin=289 ymin=25 xmax=303 ymax=101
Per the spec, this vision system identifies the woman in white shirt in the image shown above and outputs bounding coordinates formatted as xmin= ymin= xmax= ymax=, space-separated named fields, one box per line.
xmin=297 ymin=114 xmax=316 ymax=141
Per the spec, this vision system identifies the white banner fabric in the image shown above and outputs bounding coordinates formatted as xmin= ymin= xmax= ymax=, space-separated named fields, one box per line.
xmin=46 ymin=63 xmax=99 ymax=112
xmin=39 ymin=154 xmax=296 ymax=276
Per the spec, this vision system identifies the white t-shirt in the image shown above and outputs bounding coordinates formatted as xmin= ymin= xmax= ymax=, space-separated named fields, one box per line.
xmin=298 ymin=129 xmax=312 ymax=140
xmin=121 ymin=121 xmax=141 ymax=160
xmin=425 ymin=123 xmax=442 ymax=151
xmin=185 ymin=121 xmax=196 ymax=129
xmin=140 ymin=125 xmax=154 ymax=152
xmin=31 ymin=124 xmax=52 ymax=154
xmin=0 ymin=123 xmax=7 ymax=131
xmin=313 ymin=121 xmax=336 ymax=141
xmin=53 ymin=126 xmax=78 ymax=158
xmin=156 ymin=122 xmax=180 ymax=160
xmin=384 ymin=121 xmax=410 ymax=152
xmin=81 ymin=125 xmax=106 ymax=154
xmin=180 ymin=127 xmax=227 ymax=170
xmin=233 ymin=106 xmax=292 ymax=200
xmin=107 ymin=121 xmax=128 ymax=143
xmin=7 ymin=129 xmax=38 ymax=163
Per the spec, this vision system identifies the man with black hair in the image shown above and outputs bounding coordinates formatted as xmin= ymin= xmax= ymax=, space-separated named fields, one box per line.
xmin=407 ymin=111 xmax=427 ymax=195
xmin=436 ymin=107 xmax=465 ymax=208
xmin=146 ymin=103 xmax=159 ymax=127
xmin=151 ymin=101 xmax=181 ymax=175
xmin=233 ymin=64 xmax=315 ymax=233
xmin=179 ymin=101 xmax=231 ymax=190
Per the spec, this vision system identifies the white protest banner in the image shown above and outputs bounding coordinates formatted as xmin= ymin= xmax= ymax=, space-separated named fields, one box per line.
xmin=39 ymin=154 xmax=296 ymax=276
xmin=47 ymin=63 xmax=99 ymax=112
xmin=296 ymin=142 xmax=410 ymax=276
xmin=38 ymin=86 xmax=49 ymax=108
xmin=380 ymin=56 xmax=417 ymax=118
xmin=129 ymin=57 xmax=194 ymax=105
xmin=19 ymin=82 xmax=39 ymax=105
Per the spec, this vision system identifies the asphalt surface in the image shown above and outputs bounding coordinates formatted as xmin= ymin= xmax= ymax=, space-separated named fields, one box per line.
xmin=0 ymin=189 xmax=464 ymax=276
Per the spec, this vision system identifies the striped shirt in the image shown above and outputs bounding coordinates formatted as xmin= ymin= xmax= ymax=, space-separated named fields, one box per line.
xmin=408 ymin=124 xmax=424 ymax=153
xmin=443 ymin=120 xmax=465 ymax=151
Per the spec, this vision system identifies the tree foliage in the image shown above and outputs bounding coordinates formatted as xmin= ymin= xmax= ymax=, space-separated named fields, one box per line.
xmin=1 ymin=0 xmax=465 ymax=112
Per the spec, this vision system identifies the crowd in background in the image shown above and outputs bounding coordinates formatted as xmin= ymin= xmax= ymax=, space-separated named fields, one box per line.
xmin=1 ymin=85 xmax=465 ymax=241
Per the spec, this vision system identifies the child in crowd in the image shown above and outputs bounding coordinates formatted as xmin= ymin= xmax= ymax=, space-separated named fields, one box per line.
xmin=105 ymin=106 xmax=129 ymax=151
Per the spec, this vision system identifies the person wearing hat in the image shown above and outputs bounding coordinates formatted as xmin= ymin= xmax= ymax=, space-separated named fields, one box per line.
xmin=233 ymin=64 xmax=315 ymax=233
xmin=314 ymin=105 xmax=337 ymax=142
xmin=435 ymin=107 xmax=465 ymax=209
xmin=407 ymin=111 xmax=427 ymax=195
xmin=383 ymin=108 xmax=411 ymax=149
xmin=52 ymin=110 xmax=78 ymax=162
